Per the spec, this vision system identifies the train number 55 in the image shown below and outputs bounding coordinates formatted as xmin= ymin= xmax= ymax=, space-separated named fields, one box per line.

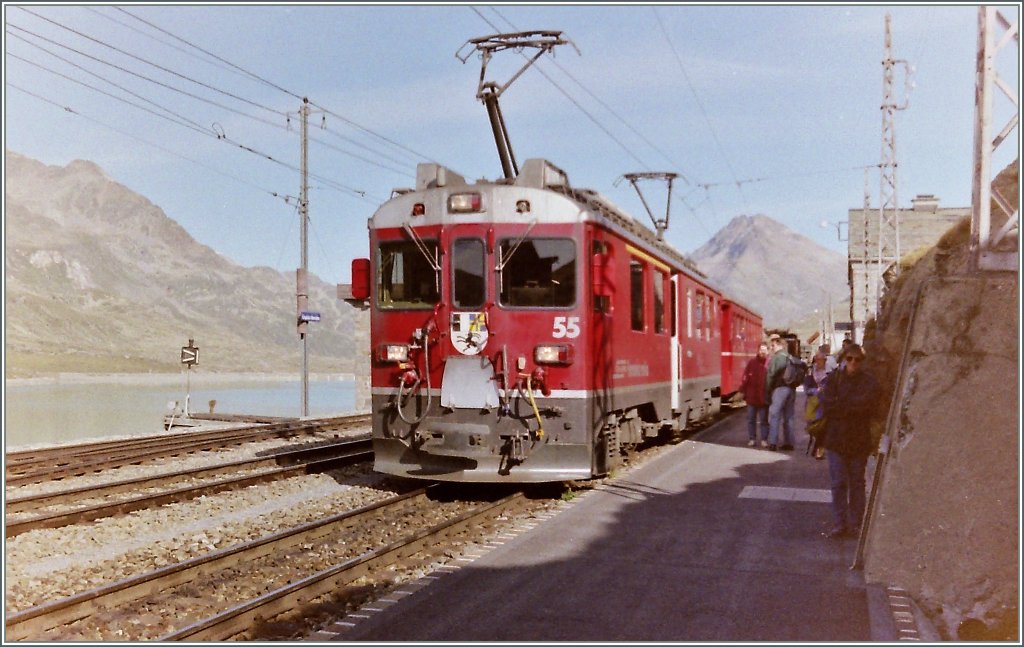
xmin=552 ymin=316 xmax=581 ymax=339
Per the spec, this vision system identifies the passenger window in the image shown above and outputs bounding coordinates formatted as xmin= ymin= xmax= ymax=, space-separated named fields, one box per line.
xmin=695 ymin=291 xmax=704 ymax=339
xmin=630 ymin=260 xmax=645 ymax=331
xmin=452 ymin=239 xmax=485 ymax=309
xmin=670 ymin=280 xmax=677 ymax=337
xmin=654 ymin=272 xmax=666 ymax=334
xmin=499 ymin=238 xmax=575 ymax=308
xmin=377 ymin=240 xmax=439 ymax=309
xmin=708 ymin=296 xmax=715 ymax=340
xmin=686 ymin=289 xmax=693 ymax=338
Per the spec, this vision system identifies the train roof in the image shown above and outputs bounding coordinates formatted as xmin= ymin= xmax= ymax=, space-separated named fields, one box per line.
xmin=382 ymin=158 xmax=731 ymax=291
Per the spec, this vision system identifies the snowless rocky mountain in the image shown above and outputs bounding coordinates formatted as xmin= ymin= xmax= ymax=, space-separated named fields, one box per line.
xmin=4 ymin=150 xmax=368 ymax=378
xmin=690 ymin=213 xmax=848 ymax=328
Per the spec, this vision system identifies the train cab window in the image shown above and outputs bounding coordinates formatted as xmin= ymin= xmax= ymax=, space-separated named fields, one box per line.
xmin=630 ymin=260 xmax=645 ymax=331
xmin=452 ymin=239 xmax=486 ymax=309
xmin=499 ymin=238 xmax=575 ymax=308
xmin=377 ymin=240 xmax=439 ymax=309
xmin=653 ymin=272 xmax=666 ymax=334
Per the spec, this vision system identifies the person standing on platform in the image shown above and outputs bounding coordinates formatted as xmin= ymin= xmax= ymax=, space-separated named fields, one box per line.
xmin=820 ymin=343 xmax=839 ymax=373
xmin=739 ymin=342 xmax=770 ymax=447
xmin=820 ymin=343 xmax=880 ymax=539
xmin=834 ymin=337 xmax=853 ymax=371
xmin=764 ymin=335 xmax=796 ymax=451
xmin=803 ymin=348 xmax=830 ymax=459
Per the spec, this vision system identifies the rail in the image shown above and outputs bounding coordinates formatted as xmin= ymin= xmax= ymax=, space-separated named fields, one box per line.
xmin=5 ymin=487 xmax=527 ymax=642
xmin=5 ymin=439 xmax=372 ymax=537
xmin=5 ymin=414 xmax=371 ymax=487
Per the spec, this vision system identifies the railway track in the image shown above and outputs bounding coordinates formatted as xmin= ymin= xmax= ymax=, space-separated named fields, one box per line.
xmin=4 ymin=438 xmax=373 ymax=538
xmin=6 ymin=486 xmax=535 ymax=641
xmin=5 ymin=406 xmax=738 ymax=641
xmin=4 ymin=414 xmax=371 ymax=487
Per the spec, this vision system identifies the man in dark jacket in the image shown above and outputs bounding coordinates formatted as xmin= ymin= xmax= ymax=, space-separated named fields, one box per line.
xmin=820 ymin=343 xmax=880 ymax=538
xmin=739 ymin=343 xmax=770 ymax=447
xmin=764 ymin=335 xmax=795 ymax=451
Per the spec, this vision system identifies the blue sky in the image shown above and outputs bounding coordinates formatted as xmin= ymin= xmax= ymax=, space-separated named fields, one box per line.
xmin=4 ymin=3 xmax=1018 ymax=285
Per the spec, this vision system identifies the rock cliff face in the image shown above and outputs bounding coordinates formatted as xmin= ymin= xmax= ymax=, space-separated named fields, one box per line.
xmin=4 ymin=150 xmax=368 ymax=377
xmin=690 ymin=214 xmax=848 ymax=327
xmin=861 ymin=160 xmax=1019 ymax=640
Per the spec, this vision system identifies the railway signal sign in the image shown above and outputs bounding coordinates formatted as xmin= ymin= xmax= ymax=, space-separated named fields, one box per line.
xmin=181 ymin=340 xmax=199 ymax=365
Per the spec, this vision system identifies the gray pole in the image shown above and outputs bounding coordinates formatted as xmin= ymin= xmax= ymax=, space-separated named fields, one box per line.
xmin=299 ymin=97 xmax=310 ymax=417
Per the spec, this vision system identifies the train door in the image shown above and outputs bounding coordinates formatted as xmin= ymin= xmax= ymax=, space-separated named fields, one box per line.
xmin=670 ymin=274 xmax=681 ymax=411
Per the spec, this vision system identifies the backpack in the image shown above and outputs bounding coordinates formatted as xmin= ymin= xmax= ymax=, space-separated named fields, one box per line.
xmin=781 ymin=355 xmax=808 ymax=388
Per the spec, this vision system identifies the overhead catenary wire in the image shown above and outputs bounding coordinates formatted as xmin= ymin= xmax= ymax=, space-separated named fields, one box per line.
xmin=7 ymin=23 xmax=287 ymax=132
xmin=488 ymin=6 xmax=692 ymax=183
xmin=12 ymin=9 xmax=411 ymax=184
xmin=468 ymin=6 xmax=651 ymax=171
xmin=694 ymin=164 xmax=879 ymax=190
xmin=86 ymin=6 xmax=244 ymax=80
xmin=481 ymin=6 xmax=882 ymax=217
xmin=6 ymin=47 xmax=213 ymax=138
xmin=7 ymin=31 xmax=211 ymax=135
xmin=651 ymin=7 xmax=753 ymax=216
xmin=7 ymin=46 xmax=376 ymax=202
xmin=8 ymin=24 xmax=411 ymax=180
xmin=16 ymin=6 xmax=287 ymax=120
xmin=115 ymin=5 xmax=433 ymax=168
xmin=116 ymin=6 xmax=436 ymax=166
xmin=471 ymin=6 xmax=715 ymax=240
xmin=114 ymin=6 xmax=304 ymax=102
xmin=6 ymin=82 xmax=300 ymax=211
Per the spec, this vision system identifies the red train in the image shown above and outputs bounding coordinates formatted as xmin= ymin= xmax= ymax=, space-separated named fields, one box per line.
xmin=343 ymin=158 xmax=763 ymax=482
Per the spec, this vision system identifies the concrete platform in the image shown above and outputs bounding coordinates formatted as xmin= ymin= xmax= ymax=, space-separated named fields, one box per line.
xmin=319 ymin=410 xmax=919 ymax=641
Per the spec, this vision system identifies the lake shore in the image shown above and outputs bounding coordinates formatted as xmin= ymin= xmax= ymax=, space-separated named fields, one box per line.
xmin=5 ymin=371 xmax=361 ymax=387
xmin=4 ymin=376 xmax=363 ymax=449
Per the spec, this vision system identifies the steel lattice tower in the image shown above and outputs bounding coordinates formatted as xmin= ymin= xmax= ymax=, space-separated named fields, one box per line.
xmin=876 ymin=13 xmax=911 ymax=311
xmin=971 ymin=6 xmax=1019 ymax=272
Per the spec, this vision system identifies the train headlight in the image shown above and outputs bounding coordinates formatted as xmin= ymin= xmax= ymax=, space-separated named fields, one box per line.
xmin=376 ymin=343 xmax=410 ymax=363
xmin=534 ymin=344 xmax=574 ymax=366
xmin=448 ymin=192 xmax=482 ymax=213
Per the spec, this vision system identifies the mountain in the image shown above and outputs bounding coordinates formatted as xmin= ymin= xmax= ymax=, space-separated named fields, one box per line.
xmin=689 ymin=214 xmax=848 ymax=328
xmin=4 ymin=150 xmax=369 ymax=378
xmin=4 ymin=152 xmax=845 ymax=377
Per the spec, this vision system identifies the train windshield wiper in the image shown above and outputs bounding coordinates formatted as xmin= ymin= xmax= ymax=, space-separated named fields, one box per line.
xmin=402 ymin=223 xmax=441 ymax=295
xmin=496 ymin=219 xmax=538 ymax=272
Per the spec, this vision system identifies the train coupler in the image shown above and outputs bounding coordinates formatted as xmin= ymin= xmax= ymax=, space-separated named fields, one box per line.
xmin=502 ymin=432 xmax=530 ymax=462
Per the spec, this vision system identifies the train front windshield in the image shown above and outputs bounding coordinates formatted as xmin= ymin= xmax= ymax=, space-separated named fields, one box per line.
xmin=375 ymin=236 xmax=576 ymax=309
xmin=377 ymin=240 xmax=439 ymax=309
xmin=499 ymin=238 xmax=576 ymax=308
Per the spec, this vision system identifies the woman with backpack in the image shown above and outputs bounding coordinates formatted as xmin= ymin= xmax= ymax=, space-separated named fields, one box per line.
xmin=764 ymin=335 xmax=800 ymax=451
xmin=803 ymin=348 xmax=830 ymax=459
